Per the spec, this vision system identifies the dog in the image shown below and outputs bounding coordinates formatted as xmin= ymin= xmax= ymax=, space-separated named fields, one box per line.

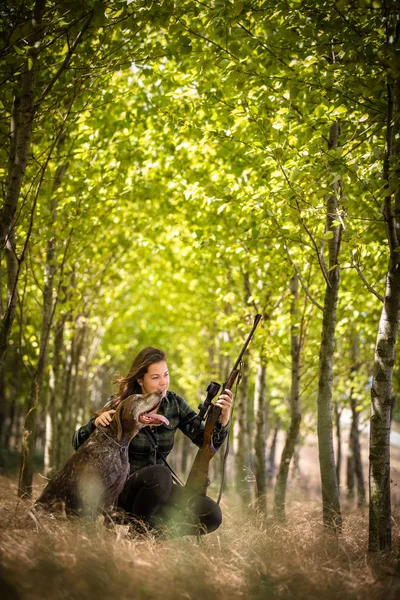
xmin=36 ymin=390 xmax=168 ymax=517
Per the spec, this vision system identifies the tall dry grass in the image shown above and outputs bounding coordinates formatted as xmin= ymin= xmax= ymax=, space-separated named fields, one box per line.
xmin=0 ymin=475 xmax=399 ymax=600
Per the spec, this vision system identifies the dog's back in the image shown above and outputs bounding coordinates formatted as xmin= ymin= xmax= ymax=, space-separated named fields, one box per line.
xmin=36 ymin=429 xmax=129 ymax=516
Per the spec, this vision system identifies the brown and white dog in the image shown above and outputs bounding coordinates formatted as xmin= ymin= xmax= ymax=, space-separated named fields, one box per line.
xmin=36 ymin=391 xmax=168 ymax=516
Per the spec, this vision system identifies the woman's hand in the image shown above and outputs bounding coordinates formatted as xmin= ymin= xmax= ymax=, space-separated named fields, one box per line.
xmin=215 ymin=389 xmax=233 ymax=426
xmin=94 ymin=410 xmax=116 ymax=427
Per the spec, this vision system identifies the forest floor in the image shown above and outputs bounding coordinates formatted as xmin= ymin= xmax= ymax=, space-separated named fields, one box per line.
xmin=0 ymin=473 xmax=400 ymax=600
xmin=1 ymin=418 xmax=400 ymax=600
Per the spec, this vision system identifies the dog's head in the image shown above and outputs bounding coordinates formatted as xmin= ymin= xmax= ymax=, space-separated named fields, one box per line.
xmin=112 ymin=391 xmax=169 ymax=441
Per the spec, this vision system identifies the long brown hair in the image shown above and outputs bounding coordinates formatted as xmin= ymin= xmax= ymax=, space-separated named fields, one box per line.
xmin=96 ymin=347 xmax=167 ymax=416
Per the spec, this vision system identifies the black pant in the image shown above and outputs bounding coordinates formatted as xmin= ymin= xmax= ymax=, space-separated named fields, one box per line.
xmin=117 ymin=465 xmax=222 ymax=536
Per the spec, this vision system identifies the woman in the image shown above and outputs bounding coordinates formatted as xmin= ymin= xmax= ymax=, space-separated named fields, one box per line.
xmin=73 ymin=347 xmax=233 ymax=535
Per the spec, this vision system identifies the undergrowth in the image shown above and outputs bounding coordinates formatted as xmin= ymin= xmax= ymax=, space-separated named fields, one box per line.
xmin=0 ymin=476 xmax=398 ymax=600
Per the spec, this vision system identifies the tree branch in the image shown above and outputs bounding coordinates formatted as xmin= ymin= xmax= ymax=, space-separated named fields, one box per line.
xmin=350 ymin=250 xmax=384 ymax=303
xmin=34 ymin=12 xmax=93 ymax=110
xmin=283 ymin=241 xmax=323 ymax=312
xmin=278 ymin=163 xmax=331 ymax=287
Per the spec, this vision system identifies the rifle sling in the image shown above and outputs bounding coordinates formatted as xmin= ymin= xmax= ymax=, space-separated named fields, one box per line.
xmin=143 ymin=428 xmax=184 ymax=487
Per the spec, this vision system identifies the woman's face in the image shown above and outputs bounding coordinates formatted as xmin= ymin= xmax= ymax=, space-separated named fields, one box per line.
xmin=138 ymin=360 xmax=169 ymax=399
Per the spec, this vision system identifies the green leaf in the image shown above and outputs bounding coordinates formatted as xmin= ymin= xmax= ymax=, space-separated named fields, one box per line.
xmin=13 ymin=45 xmax=25 ymax=55
xmin=335 ymin=105 xmax=348 ymax=115
xmin=233 ymin=1 xmax=244 ymax=16
xmin=313 ymin=105 xmax=328 ymax=118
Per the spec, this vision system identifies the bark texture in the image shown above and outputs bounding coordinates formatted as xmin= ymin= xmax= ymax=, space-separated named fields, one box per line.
xmin=317 ymin=120 xmax=342 ymax=529
xmin=44 ymin=317 xmax=65 ymax=475
xmin=347 ymin=336 xmax=366 ymax=505
xmin=274 ymin=274 xmax=301 ymax=521
xmin=233 ymin=357 xmax=251 ymax=503
xmin=18 ymin=162 xmax=62 ymax=496
xmin=369 ymin=268 xmax=400 ymax=550
xmin=254 ymin=361 xmax=267 ymax=513
xmin=369 ymin=12 xmax=400 ymax=552
xmin=334 ymin=401 xmax=342 ymax=488
xmin=267 ymin=419 xmax=280 ymax=485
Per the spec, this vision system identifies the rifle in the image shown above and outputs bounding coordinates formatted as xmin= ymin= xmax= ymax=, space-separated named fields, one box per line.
xmin=185 ymin=314 xmax=262 ymax=497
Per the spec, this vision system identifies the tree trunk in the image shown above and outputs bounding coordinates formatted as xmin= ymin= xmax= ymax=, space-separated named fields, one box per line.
xmin=57 ymin=333 xmax=73 ymax=469
xmin=58 ymin=313 xmax=87 ymax=468
xmin=317 ymin=119 xmax=343 ymax=529
xmin=3 ymin=399 xmax=16 ymax=451
xmin=369 ymin=13 xmax=400 ymax=551
xmin=233 ymin=357 xmax=251 ymax=503
xmin=18 ymin=268 xmax=56 ymax=495
xmin=267 ymin=418 xmax=280 ymax=486
xmin=353 ymin=414 xmax=366 ymax=507
xmin=347 ymin=335 xmax=366 ymax=505
xmin=0 ymin=348 xmax=14 ymax=448
xmin=274 ymin=274 xmax=302 ymax=521
xmin=369 ymin=268 xmax=400 ymax=551
xmin=44 ymin=316 xmax=65 ymax=475
xmin=292 ymin=438 xmax=301 ymax=480
xmin=18 ymin=156 xmax=66 ymax=495
xmin=254 ymin=361 xmax=267 ymax=513
xmin=317 ymin=268 xmax=342 ymax=528
xmin=0 ymin=0 xmax=47 ymax=434
xmin=9 ymin=403 xmax=22 ymax=452
xmin=334 ymin=401 xmax=342 ymax=489
xmin=67 ymin=318 xmax=86 ymax=442
xmin=347 ymin=446 xmax=355 ymax=500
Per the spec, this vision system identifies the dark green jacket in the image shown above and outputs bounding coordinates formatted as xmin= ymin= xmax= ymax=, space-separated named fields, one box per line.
xmin=72 ymin=391 xmax=228 ymax=473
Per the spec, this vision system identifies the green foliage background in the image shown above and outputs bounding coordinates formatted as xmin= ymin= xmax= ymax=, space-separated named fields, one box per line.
xmin=0 ymin=0 xmax=396 ymax=428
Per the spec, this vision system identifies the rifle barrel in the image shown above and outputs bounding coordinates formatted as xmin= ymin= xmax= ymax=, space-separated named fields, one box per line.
xmin=229 ymin=314 xmax=262 ymax=376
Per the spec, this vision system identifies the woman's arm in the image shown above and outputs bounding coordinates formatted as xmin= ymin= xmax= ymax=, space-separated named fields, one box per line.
xmin=72 ymin=396 xmax=117 ymax=450
xmin=176 ymin=393 xmax=230 ymax=450
xmin=72 ymin=418 xmax=96 ymax=450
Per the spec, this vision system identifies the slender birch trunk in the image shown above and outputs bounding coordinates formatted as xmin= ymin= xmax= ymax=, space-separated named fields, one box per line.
xmin=2 ymin=347 xmax=20 ymax=449
xmin=18 ymin=152 xmax=67 ymax=495
xmin=292 ymin=440 xmax=301 ymax=480
xmin=254 ymin=361 xmax=267 ymax=513
xmin=274 ymin=274 xmax=302 ymax=521
xmin=334 ymin=401 xmax=342 ymax=489
xmin=352 ymin=407 xmax=366 ymax=507
xmin=233 ymin=357 xmax=251 ymax=503
xmin=59 ymin=313 xmax=87 ymax=467
xmin=45 ymin=315 xmax=66 ymax=474
xmin=369 ymin=267 xmax=400 ymax=550
xmin=317 ymin=118 xmax=343 ymax=529
xmin=369 ymin=11 xmax=400 ymax=551
xmin=267 ymin=418 xmax=280 ymax=486
xmin=18 ymin=235 xmax=57 ymax=494
xmin=41 ymin=159 xmax=67 ymax=477
xmin=347 ymin=336 xmax=366 ymax=505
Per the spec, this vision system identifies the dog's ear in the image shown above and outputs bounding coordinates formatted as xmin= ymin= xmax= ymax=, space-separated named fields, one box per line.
xmin=113 ymin=401 xmax=124 ymax=441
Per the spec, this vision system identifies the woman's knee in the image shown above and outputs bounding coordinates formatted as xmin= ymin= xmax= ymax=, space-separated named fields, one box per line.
xmin=189 ymin=496 xmax=222 ymax=534
xmin=118 ymin=465 xmax=173 ymax=509
xmin=141 ymin=465 xmax=173 ymax=500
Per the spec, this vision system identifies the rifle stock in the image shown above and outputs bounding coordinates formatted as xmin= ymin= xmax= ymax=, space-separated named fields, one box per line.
xmin=184 ymin=419 xmax=218 ymax=495
xmin=185 ymin=370 xmax=241 ymax=495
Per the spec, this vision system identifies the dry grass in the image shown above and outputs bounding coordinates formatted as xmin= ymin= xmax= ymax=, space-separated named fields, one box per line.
xmin=0 ymin=475 xmax=399 ymax=600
